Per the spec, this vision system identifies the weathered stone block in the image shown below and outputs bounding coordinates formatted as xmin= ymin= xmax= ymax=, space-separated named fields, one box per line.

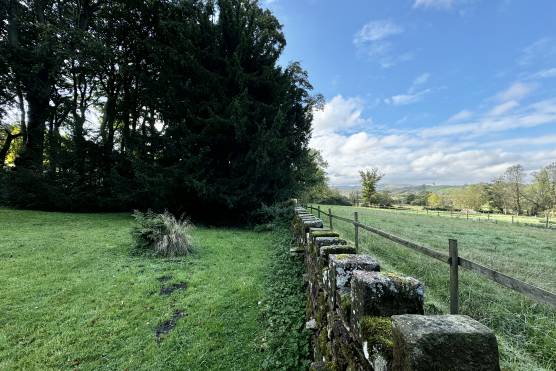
xmin=391 ymin=314 xmax=500 ymax=371
xmin=314 ymin=236 xmax=346 ymax=249
xmin=304 ymin=219 xmax=324 ymax=229
xmin=310 ymin=227 xmax=330 ymax=233
xmin=351 ymin=271 xmax=424 ymax=342
xmin=352 ymin=271 xmax=424 ymax=318
xmin=329 ymin=254 xmax=380 ymax=311
xmin=310 ymin=231 xmax=340 ymax=248
xmin=319 ymin=245 xmax=356 ymax=265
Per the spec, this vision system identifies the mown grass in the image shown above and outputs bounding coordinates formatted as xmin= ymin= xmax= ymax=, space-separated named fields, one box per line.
xmin=0 ymin=208 xmax=285 ymax=370
xmin=316 ymin=204 xmax=556 ymax=371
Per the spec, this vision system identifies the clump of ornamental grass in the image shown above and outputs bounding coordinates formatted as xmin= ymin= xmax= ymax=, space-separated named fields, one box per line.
xmin=132 ymin=210 xmax=194 ymax=257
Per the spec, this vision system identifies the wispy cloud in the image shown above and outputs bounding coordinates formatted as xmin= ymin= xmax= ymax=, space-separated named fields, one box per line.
xmin=354 ymin=20 xmax=403 ymax=43
xmin=354 ymin=20 xmax=407 ymax=68
xmin=421 ymin=98 xmax=556 ymax=138
xmin=386 ymin=90 xmax=431 ymax=106
xmin=528 ymin=67 xmax=556 ymax=80
xmin=447 ymin=110 xmax=473 ymax=122
xmin=413 ymin=0 xmax=454 ymax=10
xmin=413 ymin=73 xmax=430 ymax=86
xmin=385 ymin=73 xmax=432 ymax=105
xmin=488 ymin=101 xmax=519 ymax=116
xmin=518 ymin=38 xmax=556 ymax=66
xmin=496 ymin=82 xmax=535 ymax=102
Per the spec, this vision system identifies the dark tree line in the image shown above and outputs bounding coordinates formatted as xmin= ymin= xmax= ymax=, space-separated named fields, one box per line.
xmin=0 ymin=0 xmax=322 ymax=222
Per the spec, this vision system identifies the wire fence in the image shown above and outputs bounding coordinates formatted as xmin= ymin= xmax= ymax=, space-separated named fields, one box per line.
xmin=306 ymin=205 xmax=556 ymax=311
xmin=350 ymin=204 xmax=555 ymax=230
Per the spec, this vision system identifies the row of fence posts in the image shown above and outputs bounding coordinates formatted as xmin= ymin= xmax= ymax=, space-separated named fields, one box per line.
xmin=312 ymin=204 xmax=461 ymax=314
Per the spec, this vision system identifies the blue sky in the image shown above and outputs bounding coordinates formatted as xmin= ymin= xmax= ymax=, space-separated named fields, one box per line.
xmin=265 ymin=0 xmax=556 ymax=186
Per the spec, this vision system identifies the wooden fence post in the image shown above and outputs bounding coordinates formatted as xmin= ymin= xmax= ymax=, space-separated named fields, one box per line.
xmin=546 ymin=213 xmax=549 ymax=229
xmin=329 ymin=208 xmax=333 ymax=230
xmin=512 ymin=215 xmax=514 ymax=224
xmin=466 ymin=210 xmax=469 ymax=220
xmin=449 ymin=239 xmax=459 ymax=314
xmin=317 ymin=205 xmax=321 ymax=219
xmin=354 ymin=212 xmax=359 ymax=253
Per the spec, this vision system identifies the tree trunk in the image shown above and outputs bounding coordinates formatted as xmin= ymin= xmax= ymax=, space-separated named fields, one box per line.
xmin=21 ymin=89 xmax=49 ymax=170
xmin=0 ymin=131 xmax=22 ymax=165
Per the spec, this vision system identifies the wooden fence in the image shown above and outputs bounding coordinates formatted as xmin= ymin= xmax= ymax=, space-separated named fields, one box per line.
xmin=306 ymin=205 xmax=556 ymax=311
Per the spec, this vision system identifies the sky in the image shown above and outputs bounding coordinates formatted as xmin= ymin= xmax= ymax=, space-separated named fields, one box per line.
xmin=264 ymin=0 xmax=556 ymax=186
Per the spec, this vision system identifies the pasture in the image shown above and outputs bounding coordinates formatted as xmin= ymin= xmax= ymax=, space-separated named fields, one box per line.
xmin=0 ymin=209 xmax=298 ymax=370
xmin=315 ymin=204 xmax=556 ymax=371
xmin=376 ymin=204 xmax=554 ymax=229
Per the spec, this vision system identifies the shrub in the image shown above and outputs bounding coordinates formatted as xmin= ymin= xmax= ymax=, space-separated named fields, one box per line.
xmin=131 ymin=210 xmax=193 ymax=257
xmin=254 ymin=201 xmax=295 ymax=226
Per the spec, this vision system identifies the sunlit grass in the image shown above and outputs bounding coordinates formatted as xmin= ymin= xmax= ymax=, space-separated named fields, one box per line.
xmin=0 ymin=209 xmax=273 ymax=370
xmin=316 ymin=204 xmax=556 ymax=371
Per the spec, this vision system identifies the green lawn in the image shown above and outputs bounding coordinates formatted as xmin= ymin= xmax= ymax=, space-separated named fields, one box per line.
xmin=0 ymin=209 xmax=275 ymax=370
xmin=315 ymin=204 xmax=556 ymax=371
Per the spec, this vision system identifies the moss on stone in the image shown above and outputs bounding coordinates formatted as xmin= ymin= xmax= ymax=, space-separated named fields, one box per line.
xmin=324 ymin=361 xmax=340 ymax=371
xmin=311 ymin=230 xmax=340 ymax=239
xmin=316 ymin=292 xmax=327 ymax=327
xmin=359 ymin=316 xmax=394 ymax=358
xmin=338 ymin=293 xmax=351 ymax=323
xmin=333 ymin=254 xmax=352 ymax=261
xmin=318 ymin=329 xmax=333 ymax=361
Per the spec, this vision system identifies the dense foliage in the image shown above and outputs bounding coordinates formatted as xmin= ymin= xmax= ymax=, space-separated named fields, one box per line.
xmin=0 ymin=0 xmax=322 ymax=222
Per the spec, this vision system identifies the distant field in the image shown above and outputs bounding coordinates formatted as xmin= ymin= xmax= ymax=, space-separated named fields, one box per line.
xmin=0 ymin=209 xmax=274 ymax=370
xmin=315 ymin=204 xmax=556 ymax=371
xmin=374 ymin=204 xmax=554 ymax=229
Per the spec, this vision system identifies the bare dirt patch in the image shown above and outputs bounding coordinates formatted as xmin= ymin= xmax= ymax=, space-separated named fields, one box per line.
xmin=155 ymin=310 xmax=186 ymax=342
xmin=160 ymin=282 xmax=187 ymax=295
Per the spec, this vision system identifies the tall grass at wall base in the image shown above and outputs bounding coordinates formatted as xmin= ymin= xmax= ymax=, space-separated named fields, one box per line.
xmin=258 ymin=226 xmax=311 ymax=370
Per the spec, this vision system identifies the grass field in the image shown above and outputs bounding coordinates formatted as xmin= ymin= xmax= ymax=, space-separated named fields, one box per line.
xmin=0 ymin=209 xmax=298 ymax=370
xmin=315 ymin=204 xmax=556 ymax=371
xmin=364 ymin=204 xmax=554 ymax=229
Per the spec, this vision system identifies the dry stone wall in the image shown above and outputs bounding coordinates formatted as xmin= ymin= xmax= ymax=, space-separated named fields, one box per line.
xmin=293 ymin=206 xmax=500 ymax=371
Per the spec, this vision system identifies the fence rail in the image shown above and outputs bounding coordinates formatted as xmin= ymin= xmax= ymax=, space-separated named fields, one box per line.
xmin=306 ymin=205 xmax=556 ymax=310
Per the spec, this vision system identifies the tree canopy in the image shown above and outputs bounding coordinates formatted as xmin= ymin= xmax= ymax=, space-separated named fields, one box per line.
xmin=0 ymin=0 xmax=322 ymax=222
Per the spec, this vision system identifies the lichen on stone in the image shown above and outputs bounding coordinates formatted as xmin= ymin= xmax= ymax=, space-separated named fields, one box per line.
xmin=334 ymin=253 xmax=351 ymax=260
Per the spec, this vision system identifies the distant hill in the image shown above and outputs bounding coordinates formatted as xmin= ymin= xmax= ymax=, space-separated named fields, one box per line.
xmin=333 ymin=184 xmax=467 ymax=196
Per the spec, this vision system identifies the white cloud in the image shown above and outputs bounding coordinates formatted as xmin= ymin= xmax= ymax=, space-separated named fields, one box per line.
xmin=312 ymin=95 xmax=370 ymax=134
xmin=447 ymin=110 xmax=473 ymax=122
xmin=413 ymin=73 xmax=430 ymax=86
xmin=518 ymin=38 xmax=556 ymax=66
xmin=488 ymin=100 xmax=519 ymax=116
xmin=421 ymin=98 xmax=556 ymax=137
xmin=529 ymin=68 xmax=556 ymax=80
xmin=310 ymin=95 xmax=556 ymax=186
xmin=354 ymin=20 xmax=403 ymax=44
xmin=386 ymin=73 xmax=432 ymax=105
xmin=386 ymin=89 xmax=430 ymax=106
xmin=496 ymin=82 xmax=535 ymax=102
xmin=413 ymin=0 xmax=454 ymax=10
xmin=354 ymin=20 xmax=408 ymax=68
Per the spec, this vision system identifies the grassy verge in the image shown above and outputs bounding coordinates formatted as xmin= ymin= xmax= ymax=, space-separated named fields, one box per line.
xmin=258 ymin=226 xmax=310 ymax=370
xmin=0 ymin=208 xmax=299 ymax=370
xmin=316 ymin=204 xmax=555 ymax=371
